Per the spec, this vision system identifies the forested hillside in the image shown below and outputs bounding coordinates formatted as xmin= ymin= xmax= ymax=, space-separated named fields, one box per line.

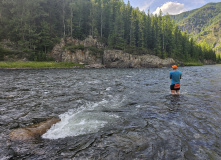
xmin=0 ymin=0 xmax=216 ymax=63
xmin=171 ymin=2 xmax=221 ymax=59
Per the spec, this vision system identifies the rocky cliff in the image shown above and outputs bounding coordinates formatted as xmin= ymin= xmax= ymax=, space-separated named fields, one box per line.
xmin=49 ymin=37 xmax=175 ymax=68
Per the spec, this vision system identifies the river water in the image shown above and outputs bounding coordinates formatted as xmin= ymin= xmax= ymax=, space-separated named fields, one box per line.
xmin=0 ymin=65 xmax=221 ymax=160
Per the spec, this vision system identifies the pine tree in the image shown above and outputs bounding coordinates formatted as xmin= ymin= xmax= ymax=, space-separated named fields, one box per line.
xmin=113 ymin=6 xmax=125 ymax=50
xmin=138 ymin=12 xmax=145 ymax=49
xmin=145 ymin=10 xmax=152 ymax=50
xmin=0 ymin=0 xmax=217 ymax=63
xmin=123 ymin=1 xmax=132 ymax=47
xmin=129 ymin=10 xmax=136 ymax=52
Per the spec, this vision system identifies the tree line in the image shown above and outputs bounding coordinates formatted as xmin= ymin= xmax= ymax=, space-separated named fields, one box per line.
xmin=0 ymin=0 xmax=216 ymax=62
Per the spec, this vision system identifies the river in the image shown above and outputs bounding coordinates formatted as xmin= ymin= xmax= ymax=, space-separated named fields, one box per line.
xmin=0 ymin=65 xmax=221 ymax=159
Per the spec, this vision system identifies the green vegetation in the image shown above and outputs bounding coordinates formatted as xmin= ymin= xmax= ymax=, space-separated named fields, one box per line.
xmin=171 ymin=2 xmax=221 ymax=56
xmin=29 ymin=52 xmax=55 ymax=62
xmin=0 ymin=61 xmax=84 ymax=68
xmin=64 ymin=44 xmax=85 ymax=52
xmin=183 ymin=61 xmax=204 ymax=66
xmin=0 ymin=0 xmax=217 ymax=64
xmin=217 ymin=54 xmax=221 ymax=64
xmin=0 ymin=46 xmax=18 ymax=61
xmin=64 ymin=45 xmax=104 ymax=57
xmin=0 ymin=46 xmax=7 ymax=61
xmin=87 ymin=47 xmax=104 ymax=56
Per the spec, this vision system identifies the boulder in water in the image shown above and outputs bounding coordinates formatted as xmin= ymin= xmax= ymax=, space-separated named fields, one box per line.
xmin=9 ymin=117 xmax=60 ymax=141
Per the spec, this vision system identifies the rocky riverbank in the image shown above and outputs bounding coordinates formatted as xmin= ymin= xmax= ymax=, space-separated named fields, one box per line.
xmin=1 ymin=37 xmax=216 ymax=68
xmin=103 ymin=50 xmax=175 ymax=68
xmin=49 ymin=36 xmax=176 ymax=68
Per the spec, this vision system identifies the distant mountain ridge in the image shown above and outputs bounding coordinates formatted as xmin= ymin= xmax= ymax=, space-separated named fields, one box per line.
xmin=171 ymin=2 xmax=221 ymax=54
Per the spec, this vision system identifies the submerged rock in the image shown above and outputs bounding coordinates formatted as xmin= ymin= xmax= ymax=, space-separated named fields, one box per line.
xmin=9 ymin=117 xmax=60 ymax=141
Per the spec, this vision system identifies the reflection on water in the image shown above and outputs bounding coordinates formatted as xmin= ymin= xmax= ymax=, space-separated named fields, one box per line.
xmin=0 ymin=65 xmax=221 ymax=159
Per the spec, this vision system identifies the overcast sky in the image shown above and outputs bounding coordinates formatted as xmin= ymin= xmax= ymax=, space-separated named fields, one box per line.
xmin=123 ymin=0 xmax=221 ymax=15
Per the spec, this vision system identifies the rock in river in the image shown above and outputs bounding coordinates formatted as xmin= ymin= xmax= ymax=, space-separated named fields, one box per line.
xmin=9 ymin=117 xmax=60 ymax=141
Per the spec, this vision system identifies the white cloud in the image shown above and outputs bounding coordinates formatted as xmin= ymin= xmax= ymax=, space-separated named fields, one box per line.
xmin=153 ymin=2 xmax=186 ymax=15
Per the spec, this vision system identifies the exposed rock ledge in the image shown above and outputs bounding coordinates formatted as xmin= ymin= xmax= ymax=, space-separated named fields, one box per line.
xmin=103 ymin=50 xmax=175 ymax=68
xmin=49 ymin=37 xmax=175 ymax=68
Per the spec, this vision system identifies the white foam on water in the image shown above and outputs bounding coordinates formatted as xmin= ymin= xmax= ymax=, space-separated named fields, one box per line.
xmin=42 ymin=96 xmax=125 ymax=139
xmin=88 ymin=80 xmax=101 ymax=84
xmin=106 ymin=87 xmax=112 ymax=91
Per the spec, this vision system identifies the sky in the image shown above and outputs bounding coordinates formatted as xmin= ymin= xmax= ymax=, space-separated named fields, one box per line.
xmin=123 ymin=0 xmax=221 ymax=15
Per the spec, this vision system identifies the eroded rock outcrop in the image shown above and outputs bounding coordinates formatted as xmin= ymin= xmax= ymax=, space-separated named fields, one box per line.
xmin=65 ymin=36 xmax=105 ymax=49
xmin=204 ymin=59 xmax=216 ymax=65
xmin=9 ymin=117 xmax=60 ymax=141
xmin=49 ymin=37 xmax=176 ymax=68
xmin=103 ymin=50 xmax=175 ymax=68
xmin=61 ymin=50 xmax=103 ymax=65
xmin=49 ymin=36 xmax=104 ymax=64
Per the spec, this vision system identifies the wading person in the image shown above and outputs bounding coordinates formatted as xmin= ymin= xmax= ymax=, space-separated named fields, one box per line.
xmin=170 ymin=65 xmax=182 ymax=94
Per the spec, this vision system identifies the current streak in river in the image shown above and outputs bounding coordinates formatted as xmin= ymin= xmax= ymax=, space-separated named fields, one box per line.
xmin=0 ymin=65 xmax=221 ymax=159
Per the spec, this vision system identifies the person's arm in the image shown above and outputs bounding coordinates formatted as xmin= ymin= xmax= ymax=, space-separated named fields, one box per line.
xmin=170 ymin=72 xmax=172 ymax=79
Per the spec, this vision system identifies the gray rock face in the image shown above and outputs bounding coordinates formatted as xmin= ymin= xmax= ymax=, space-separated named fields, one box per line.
xmin=66 ymin=36 xmax=105 ymax=49
xmin=61 ymin=50 xmax=102 ymax=65
xmin=204 ymin=59 xmax=216 ymax=65
xmin=49 ymin=37 xmax=103 ymax=65
xmin=49 ymin=37 xmax=175 ymax=68
xmin=103 ymin=50 xmax=175 ymax=68
xmin=49 ymin=38 xmax=66 ymax=62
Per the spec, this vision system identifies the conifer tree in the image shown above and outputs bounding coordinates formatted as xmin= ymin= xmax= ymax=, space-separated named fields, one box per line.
xmin=129 ymin=10 xmax=136 ymax=51
xmin=0 ymin=0 xmax=216 ymax=62
xmin=145 ymin=10 xmax=152 ymax=50
xmin=113 ymin=7 xmax=125 ymax=50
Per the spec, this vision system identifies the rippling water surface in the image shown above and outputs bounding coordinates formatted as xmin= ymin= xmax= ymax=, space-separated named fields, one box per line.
xmin=0 ymin=65 xmax=221 ymax=159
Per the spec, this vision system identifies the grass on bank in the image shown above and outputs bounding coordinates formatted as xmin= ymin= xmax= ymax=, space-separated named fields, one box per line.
xmin=0 ymin=61 xmax=84 ymax=68
xmin=183 ymin=61 xmax=204 ymax=66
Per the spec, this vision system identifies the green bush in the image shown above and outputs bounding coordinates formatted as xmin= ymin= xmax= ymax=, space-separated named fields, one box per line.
xmin=183 ymin=61 xmax=203 ymax=66
xmin=0 ymin=45 xmax=24 ymax=61
xmin=29 ymin=52 xmax=52 ymax=61
xmin=124 ymin=47 xmax=155 ymax=55
xmin=0 ymin=47 xmax=4 ymax=61
xmin=0 ymin=53 xmax=4 ymax=61
xmin=64 ymin=44 xmax=85 ymax=52
xmin=87 ymin=47 xmax=104 ymax=55
xmin=0 ymin=46 xmax=13 ymax=61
